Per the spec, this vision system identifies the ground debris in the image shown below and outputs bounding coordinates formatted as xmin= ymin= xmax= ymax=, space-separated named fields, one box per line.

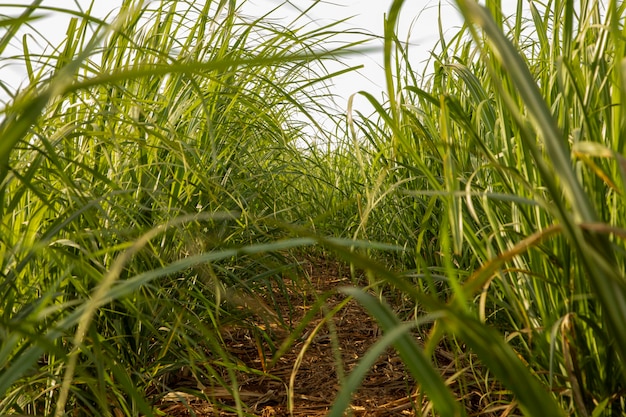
xmin=153 ymin=255 xmax=452 ymax=416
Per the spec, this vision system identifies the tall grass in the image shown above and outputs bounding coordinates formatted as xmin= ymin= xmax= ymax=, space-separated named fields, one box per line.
xmin=0 ymin=1 xmax=363 ymax=415
xmin=2 ymin=0 xmax=626 ymax=416
xmin=334 ymin=0 xmax=626 ymax=415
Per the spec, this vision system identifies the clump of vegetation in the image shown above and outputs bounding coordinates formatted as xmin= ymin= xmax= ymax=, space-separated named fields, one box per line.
xmin=1 ymin=0 xmax=625 ymax=416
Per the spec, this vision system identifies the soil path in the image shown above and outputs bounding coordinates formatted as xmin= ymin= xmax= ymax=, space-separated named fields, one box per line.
xmin=156 ymin=255 xmax=421 ymax=416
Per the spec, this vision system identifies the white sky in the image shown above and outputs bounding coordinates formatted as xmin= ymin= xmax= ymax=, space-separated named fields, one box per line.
xmin=240 ymin=0 xmax=464 ymax=110
xmin=1 ymin=0 xmax=465 ymax=112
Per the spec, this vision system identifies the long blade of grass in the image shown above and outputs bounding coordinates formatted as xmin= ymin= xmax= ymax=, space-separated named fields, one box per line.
xmin=335 ymin=288 xmax=461 ymax=417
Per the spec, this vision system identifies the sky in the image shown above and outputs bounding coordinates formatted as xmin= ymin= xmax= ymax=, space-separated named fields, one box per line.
xmin=1 ymin=0 xmax=465 ymax=111
xmin=240 ymin=0 xmax=464 ymax=109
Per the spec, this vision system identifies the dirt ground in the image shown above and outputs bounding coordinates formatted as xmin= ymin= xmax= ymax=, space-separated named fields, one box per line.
xmin=153 ymin=255 xmax=468 ymax=416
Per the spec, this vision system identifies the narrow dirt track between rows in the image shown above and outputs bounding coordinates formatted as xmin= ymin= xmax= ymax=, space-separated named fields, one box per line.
xmin=155 ymin=255 xmax=428 ymax=416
